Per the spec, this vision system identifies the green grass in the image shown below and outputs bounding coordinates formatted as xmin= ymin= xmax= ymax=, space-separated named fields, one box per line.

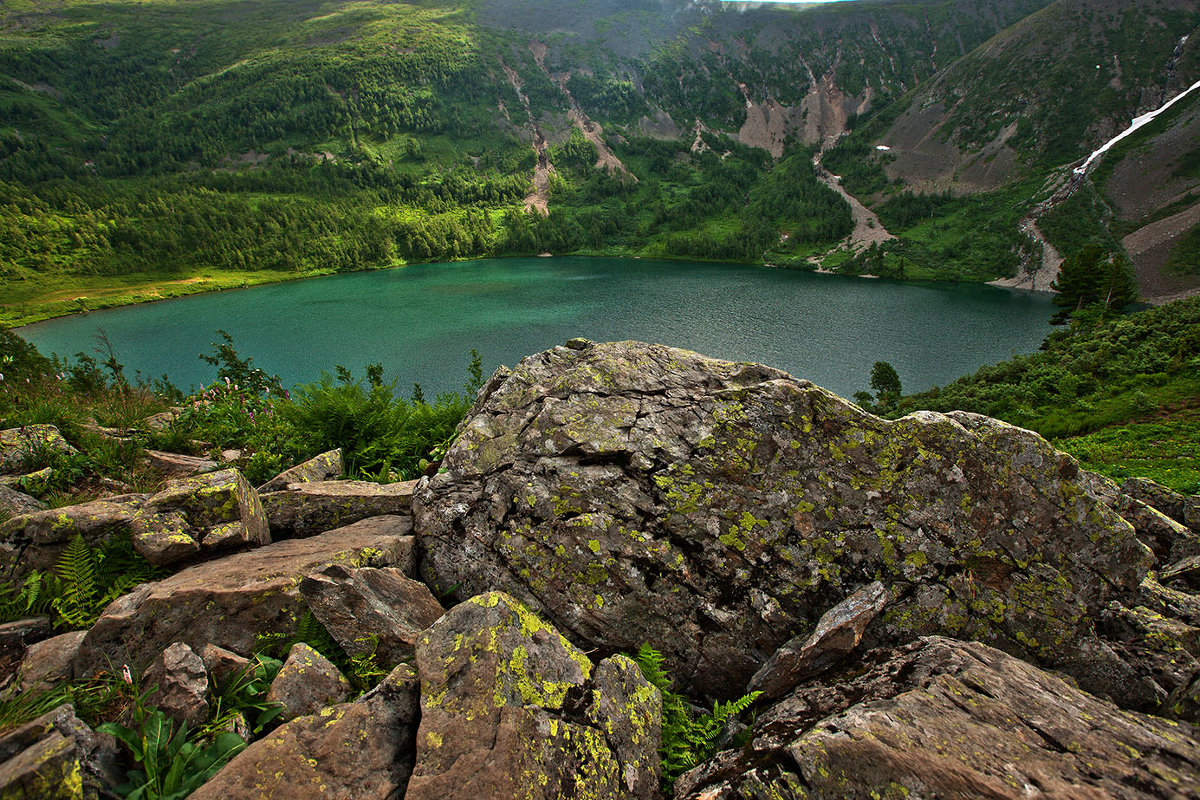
xmin=1055 ymin=412 xmax=1200 ymax=494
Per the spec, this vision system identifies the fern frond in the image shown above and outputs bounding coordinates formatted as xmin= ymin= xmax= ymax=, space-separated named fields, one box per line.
xmin=51 ymin=533 xmax=97 ymax=629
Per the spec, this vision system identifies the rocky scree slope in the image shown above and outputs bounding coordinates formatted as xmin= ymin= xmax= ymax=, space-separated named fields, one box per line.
xmin=1 ymin=340 xmax=1199 ymax=798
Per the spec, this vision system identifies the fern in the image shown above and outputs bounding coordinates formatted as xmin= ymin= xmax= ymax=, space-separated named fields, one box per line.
xmin=632 ymin=643 xmax=761 ymax=789
xmin=51 ymin=533 xmax=98 ymax=629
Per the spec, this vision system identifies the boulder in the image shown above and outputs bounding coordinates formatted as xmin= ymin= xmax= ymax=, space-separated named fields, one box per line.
xmin=1116 ymin=494 xmax=1200 ymax=562
xmin=0 ymin=425 xmax=77 ymax=476
xmin=192 ymin=663 xmax=420 ymax=800
xmin=74 ymin=515 xmax=415 ymax=676
xmin=142 ymin=643 xmax=209 ymax=727
xmin=139 ymin=449 xmax=219 ymax=479
xmin=266 ymin=643 xmax=351 ymax=722
xmin=1122 ymin=477 xmax=1200 ymax=533
xmin=0 ymin=485 xmax=44 ymax=519
xmin=749 ymin=581 xmax=888 ymax=700
xmin=414 ymin=340 xmax=1151 ymax=698
xmin=1096 ymin=601 xmax=1200 ymax=719
xmin=0 ymin=704 xmax=118 ymax=800
xmin=17 ymin=631 xmax=86 ymax=692
xmin=200 ymin=644 xmax=250 ymax=691
xmin=0 ymin=467 xmax=52 ymax=492
xmin=258 ymin=449 xmax=344 ymax=493
xmin=0 ymin=617 xmax=50 ymax=655
xmin=0 ymin=496 xmax=146 ymax=580
xmin=299 ymin=564 xmax=445 ymax=664
xmin=1 ymin=468 xmax=270 ymax=577
xmin=142 ymin=468 xmax=269 ymax=556
xmin=261 ymin=479 xmax=416 ymax=539
xmin=406 ymin=591 xmax=660 ymax=800
xmin=674 ymin=637 xmax=1200 ymax=800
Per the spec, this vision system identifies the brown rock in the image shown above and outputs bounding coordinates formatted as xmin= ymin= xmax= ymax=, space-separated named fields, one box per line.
xmin=299 ymin=564 xmax=445 ymax=665
xmin=261 ymin=479 xmax=416 ymax=539
xmin=266 ymin=643 xmax=351 ymax=722
xmin=257 ymin=449 xmax=344 ymax=493
xmin=414 ymin=341 xmax=1150 ymax=698
xmin=749 ymin=581 xmax=888 ymax=699
xmin=200 ymin=644 xmax=250 ymax=691
xmin=0 ymin=485 xmax=44 ymax=520
xmin=406 ymin=591 xmax=660 ymax=800
xmin=17 ymin=631 xmax=86 ymax=692
xmin=675 ymin=637 xmax=1200 ymax=800
xmin=143 ymin=643 xmax=210 ymax=727
xmin=0 ymin=496 xmax=146 ymax=580
xmin=192 ymin=663 xmax=420 ymax=800
xmin=139 ymin=449 xmax=219 ymax=479
xmin=74 ymin=515 xmax=415 ymax=676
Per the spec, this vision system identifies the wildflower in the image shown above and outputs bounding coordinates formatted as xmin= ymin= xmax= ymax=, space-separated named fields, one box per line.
xmin=122 ymin=664 xmax=133 ymax=684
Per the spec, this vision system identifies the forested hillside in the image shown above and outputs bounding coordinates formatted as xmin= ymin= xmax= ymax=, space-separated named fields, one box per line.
xmin=1 ymin=0 xmax=1198 ymax=324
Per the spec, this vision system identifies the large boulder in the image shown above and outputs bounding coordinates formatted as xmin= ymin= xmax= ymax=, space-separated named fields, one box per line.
xmin=675 ymin=637 xmax=1200 ymax=800
xmin=191 ymin=663 xmax=420 ymax=800
xmin=406 ymin=592 xmax=661 ymax=800
xmin=0 ymin=496 xmax=147 ymax=580
xmin=142 ymin=643 xmax=210 ymax=727
xmin=0 ymin=485 xmax=44 ymax=520
xmin=261 ymin=479 xmax=416 ymax=539
xmin=414 ymin=340 xmax=1151 ymax=697
xmin=74 ymin=515 xmax=415 ymax=676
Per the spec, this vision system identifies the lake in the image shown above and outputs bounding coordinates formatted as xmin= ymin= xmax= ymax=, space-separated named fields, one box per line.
xmin=19 ymin=257 xmax=1055 ymax=400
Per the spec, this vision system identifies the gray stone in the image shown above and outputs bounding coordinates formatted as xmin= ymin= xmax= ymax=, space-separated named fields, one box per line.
xmin=261 ymin=479 xmax=416 ymax=539
xmin=749 ymin=581 xmax=888 ymax=699
xmin=257 ymin=449 xmax=345 ymax=493
xmin=0 ymin=496 xmax=146 ymax=580
xmin=142 ymin=468 xmax=269 ymax=556
xmin=192 ymin=663 xmax=420 ymax=800
xmin=675 ymin=637 xmax=1200 ymax=800
xmin=266 ymin=643 xmax=350 ymax=722
xmin=1122 ymin=477 xmax=1200 ymax=533
xmin=406 ymin=591 xmax=660 ymax=800
xmin=0 ymin=704 xmax=117 ymax=800
xmin=1116 ymin=494 xmax=1200 ymax=562
xmin=74 ymin=515 xmax=416 ymax=676
xmin=414 ymin=341 xmax=1151 ymax=698
xmin=143 ymin=643 xmax=209 ymax=727
xmin=300 ymin=564 xmax=445 ymax=665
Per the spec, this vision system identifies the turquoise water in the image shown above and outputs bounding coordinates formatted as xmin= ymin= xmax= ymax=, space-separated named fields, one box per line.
xmin=20 ymin=257 xmax=1054 ymax=400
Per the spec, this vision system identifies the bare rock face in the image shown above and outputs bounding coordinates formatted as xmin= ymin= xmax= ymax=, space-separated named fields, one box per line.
xmin=74 ymin=515 xmax=415 ymax=676
xmin=1123 ymin=477 xmax=1200 ymax=534
xmin=261 ymin=479 xmax=416 ymax=539
xmin=406 ymin=592 xmax=661 ymax=800
xmin=414 ymin=340 xmax=1151 ymax=698
xmin=299 ymin=564 xmax=445 ymax=664
xmin=675 ymin=637 xmax=1200 ymax=800
xmin=143 ymin=642 xmax=209 ymax=727
xmin=257 ymin=449 xmax=344 ymax=493
xmin=192 ymin=663 xmax=420 ymax=800
xmin=266 ymin=643 xmax=351 ymax=722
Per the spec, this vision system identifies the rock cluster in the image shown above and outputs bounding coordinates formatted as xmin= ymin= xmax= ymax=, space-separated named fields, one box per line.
xmin=2 ymin=341 xmax=1199 ymax=800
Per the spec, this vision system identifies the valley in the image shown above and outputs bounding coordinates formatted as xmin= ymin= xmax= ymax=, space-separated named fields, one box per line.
xmin=2 ymin=0 xmax=1198 ymax=325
